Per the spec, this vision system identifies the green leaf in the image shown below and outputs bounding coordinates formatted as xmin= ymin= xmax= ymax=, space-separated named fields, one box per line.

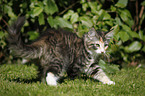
xmin=120 ymin=11 xmax=128 ymax=21
xmin=110 ymin=5 xmax=116 ymax=12
xmin=128 ymin=31 xmax=139 ymax=38
xmin=80 ymin=0 xmax=86 ymax=4
xmin=0 ymin=31 xmax=5 ymax=39
xmin=0 ymin=31 xmax=6 ymax=49
xmin=38 ymin=13 xmax=45 ymax=25
xmin=82 ymin=3 xmax=88 ymax=11
xmin=115 ymin=17 xmax=123 ymax=26
xmin=48 ymin=16 xmax=73 ymax=29
xmin=110 ymin=25 xmax=120 ymax=40
xmin=110 ymin=44 xmax=119 ymax=52
xmin=143 ymin=35 xmax=145 ymax=42
xmin=105 ymin=21 xmax=113 ymax=26
xmin=125 ymin=41 xmax=142 ymax=53
xmin=77 ymin=24 xmax=89 ymax=37
xmin=98 ymin=59 xmax=106 ymax=69
xmin=70 ymin=13 xmax=79 ymax=24
xmin=115 ymin=0 xmax=128 ymax=8
xmin=79 ymin=16 xmax=93 ymax=27
xmin=120 ymin=9 xmax=134 ymax=27
xmin=122 ymin=25 xmax=131 ymax=32
xmin=63 ymin=10 xmax=74 ymax=20
xmin=98 ymin=59 xmax=119 ymax=73
xmin=97 ymin=9 xmax=105 ymax=20
xmin=20 ymin=2 xmax=28 ymax=9
xmin=118 ymin=30 xmax=130 ymax=42
xmin=127 ymin=19 xmax=134 ymax=27
xmin=4 ymin=5 xmax=16 ymax=18
xmin=120 ymin=51 xmax=129 ymax=62
xmin=139 ymin=30 xmax=144 ymax=41
xmin=55 ymin=17 xmax=73 ymax=29
xmin=142 ymin=45 xmax=145 ymax=52
xmin=47 ymin=16 xmax=57 ymax=28
xmin=122 ymin=9 xmax=132 ymax=19
xmin=122 ymin=25 xmax=139 ymax=38
xmin=88 ymin=2 xmax=98 ymax=12
xmin=111 ymin=25 xmax=120 ymax=33
xmin=103 ymin=12 xmax=111 ymax=20
xmin=0 ymin=40 xmax=6 ymax=49
xmin=141 ymin=1 xmax=145 ymax=6
xmin=37 ymin=1 xmax=44 ymax=9
xmin=27 ymin=31 xmax=39 ymax=40
xmin=44 ymin=0 xmax=58 ymax=15
xmin=32 ymin=7 xmax=43 ymax=17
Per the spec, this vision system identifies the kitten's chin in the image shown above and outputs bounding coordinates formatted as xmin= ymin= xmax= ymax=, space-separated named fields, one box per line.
xmin=94 ymin=50 xmax=106 ymax=54
xmin=92 ymin=51 xmax=109 ymax=61
xmin=91 ymin=51 xmax=101 ymax=58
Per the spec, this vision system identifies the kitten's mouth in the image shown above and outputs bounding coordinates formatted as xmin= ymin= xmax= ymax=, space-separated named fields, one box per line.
xmin=96 ymin=53 xmax=110 ymax=62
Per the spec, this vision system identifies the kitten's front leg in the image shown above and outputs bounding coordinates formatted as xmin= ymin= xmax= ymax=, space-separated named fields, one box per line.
xmin=93 ymin=69 xmax=115 ymax=85
xmin=85 ymin=65 xmax=115 ymax=85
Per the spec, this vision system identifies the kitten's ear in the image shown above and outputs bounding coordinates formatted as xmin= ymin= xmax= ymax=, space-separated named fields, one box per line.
xmin=105 ymin=30 xmax=114 ymax=39
xmin=88 ymin=28 xmax=96 ymax=36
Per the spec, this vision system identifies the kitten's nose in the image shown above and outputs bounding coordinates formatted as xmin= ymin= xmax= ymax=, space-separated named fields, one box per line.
xmin=101 ymin=51 xmax=105 ymax=53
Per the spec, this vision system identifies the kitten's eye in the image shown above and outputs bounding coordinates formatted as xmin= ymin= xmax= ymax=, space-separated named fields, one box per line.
xmin=104 ymin=44 xmax=108 ymax=47
xmin=90 ymin=44 xmax=94 ymax=47
xmin=90 ymin=44 xmax=94 ymax=45
xmin=92 ymin=44 xmax=100 ymax=50
xmin=96 ymin=44 xmax=100 ymax=47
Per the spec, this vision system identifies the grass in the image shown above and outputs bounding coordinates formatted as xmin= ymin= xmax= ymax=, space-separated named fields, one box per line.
xmin=0 ymin=64 xmax=145 ymax=96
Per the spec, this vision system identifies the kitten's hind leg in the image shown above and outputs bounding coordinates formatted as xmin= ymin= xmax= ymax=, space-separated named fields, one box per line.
xmin=46 ymin=72 xmax=59 ymax=86
xmin=45 ymin=59 xmax=64 ymax=86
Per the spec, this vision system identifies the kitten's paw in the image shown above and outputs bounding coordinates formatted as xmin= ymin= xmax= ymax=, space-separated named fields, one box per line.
xmin=106 ymin=81 xmax=115 ymax=85
xmin=102 ymin=81 xmax=115 ymax=85
xmin=46 ymin=72 xmax=58 ymax=86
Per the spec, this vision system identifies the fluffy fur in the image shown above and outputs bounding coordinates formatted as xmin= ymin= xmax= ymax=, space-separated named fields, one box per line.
xmin=8 ymin=17 xmax=115 ymax=85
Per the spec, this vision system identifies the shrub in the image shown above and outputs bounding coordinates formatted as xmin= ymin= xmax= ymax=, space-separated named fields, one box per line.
xmin=0 ymin=0 xmax=145 ymax=67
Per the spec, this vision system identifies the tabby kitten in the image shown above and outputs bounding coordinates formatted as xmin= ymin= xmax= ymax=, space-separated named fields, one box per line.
xmin=8 ymin=17 xmax=115 ymax=86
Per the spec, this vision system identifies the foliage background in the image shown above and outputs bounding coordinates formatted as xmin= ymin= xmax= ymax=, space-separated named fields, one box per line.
xmin=0 ymin=1 xmax=145 ymax=95
xmin=0 ymin=0 xmax=145 ymax=68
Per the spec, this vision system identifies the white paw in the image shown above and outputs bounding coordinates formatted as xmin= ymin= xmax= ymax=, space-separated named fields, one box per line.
xmin=102 ymin=81 xmax=115 ymax=85
xmin=46 ymin=72 xmax=58 ymax=86
xmin=106 ymin=81 xmax=115 ymax=85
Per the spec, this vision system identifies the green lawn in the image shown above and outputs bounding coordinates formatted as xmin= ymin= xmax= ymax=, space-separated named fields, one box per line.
xmin=0 ymin=64 xmax=145 ymax=96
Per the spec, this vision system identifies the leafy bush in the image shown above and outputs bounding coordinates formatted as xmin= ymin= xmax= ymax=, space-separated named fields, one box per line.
xmin=0 ymin=0 xmax=145 ymax=67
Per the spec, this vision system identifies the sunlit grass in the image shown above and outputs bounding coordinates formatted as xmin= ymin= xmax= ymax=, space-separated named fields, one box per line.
xmin=0 ymin=64 xmax=145 ymax=96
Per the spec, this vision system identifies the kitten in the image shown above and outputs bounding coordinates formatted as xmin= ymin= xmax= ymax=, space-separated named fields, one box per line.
xmin=8 ymin=17 xmax=115 ymax=86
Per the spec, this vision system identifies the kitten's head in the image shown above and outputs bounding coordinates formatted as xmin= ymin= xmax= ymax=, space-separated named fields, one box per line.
xmin=84 ymin=28 xmax=114 ymax=54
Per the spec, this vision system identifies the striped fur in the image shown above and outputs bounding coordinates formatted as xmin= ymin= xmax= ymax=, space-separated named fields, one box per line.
xmin=8 ymin=17 xmax=115 ymax=85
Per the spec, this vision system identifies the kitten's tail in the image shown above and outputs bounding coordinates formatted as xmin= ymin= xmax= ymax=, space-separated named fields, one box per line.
xmin=8 ymin=17 xmax=42 ymax=59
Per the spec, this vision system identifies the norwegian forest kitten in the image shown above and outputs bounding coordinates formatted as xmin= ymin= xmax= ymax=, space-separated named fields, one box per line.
xmin=8 ymin=17 xmax=115 ymax=86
